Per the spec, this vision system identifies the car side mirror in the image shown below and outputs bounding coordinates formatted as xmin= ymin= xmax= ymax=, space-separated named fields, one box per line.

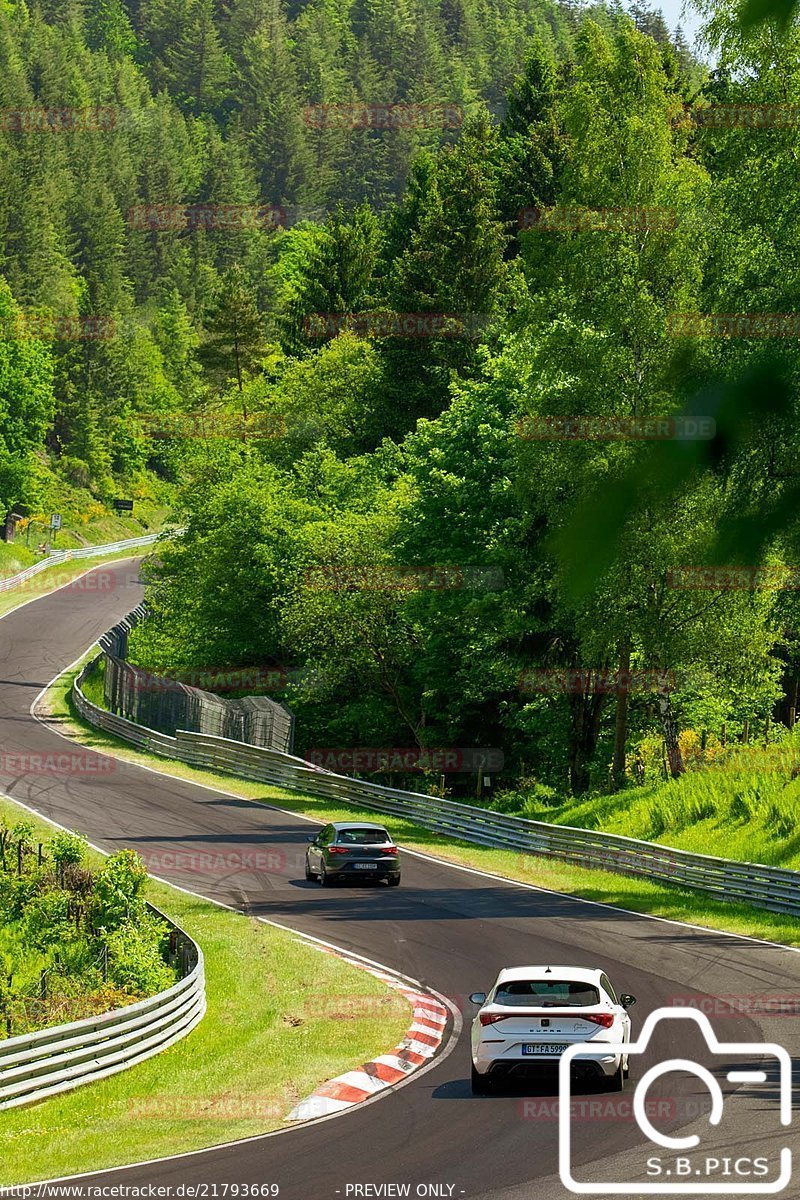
xmin=469 ymin=992 xmax=487 ymax=1005
xmin=307 ymin=835 xmax=316 ymax=843
xmin=620 ymin=994 xmax=637 ymax=1008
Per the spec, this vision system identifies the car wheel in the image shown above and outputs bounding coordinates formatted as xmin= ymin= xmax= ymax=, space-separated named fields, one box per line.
xmin=602 ymin=1062 xmax=625 ymax=1092
xmin=471 ymin=1064 xmax=492 ymax=1095
xmin=387 ymin=875 xmax=401 ymax=887
xmin=319 ymin=862 xmax=333 ymax=887
xmin=305 ymin=856 xmax=314 ymax=881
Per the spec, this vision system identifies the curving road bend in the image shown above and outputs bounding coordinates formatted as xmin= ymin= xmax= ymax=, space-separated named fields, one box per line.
xmin=0 ymin=559 xmax=798 ymax=1199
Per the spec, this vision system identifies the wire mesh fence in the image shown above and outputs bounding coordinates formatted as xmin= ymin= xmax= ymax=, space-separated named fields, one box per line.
xmin=98 ymin=608 xmax=295 ymax=752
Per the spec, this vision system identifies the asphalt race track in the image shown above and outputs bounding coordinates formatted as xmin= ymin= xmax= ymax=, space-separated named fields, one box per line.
xmin=1 ymin=559 xmax=798 ymax=1199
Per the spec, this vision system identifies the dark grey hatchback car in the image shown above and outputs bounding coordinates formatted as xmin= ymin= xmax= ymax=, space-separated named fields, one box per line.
xmin=305 ymin=822 xmax=401 ymax=886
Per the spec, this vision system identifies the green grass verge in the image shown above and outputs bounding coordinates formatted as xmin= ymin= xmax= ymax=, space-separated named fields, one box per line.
xmin=494 ymin=734 xmax=800 ymax=873
xmin=0 ymin=550 xmax=155 ymax=621
xmin=41 ymin=660 xmax=800 ymax=951
xmin=0 ymin=543 xmax=37 ymax=577
xmin=46 ymin=496 xmax=170 ymax=552
xmin=0 ymin=791 xmax=410 ymax=1184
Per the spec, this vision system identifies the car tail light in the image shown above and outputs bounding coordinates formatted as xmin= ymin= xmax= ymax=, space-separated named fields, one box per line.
xmin=328 ymin=845 xmax=350 ymax=854
xmin=382 ymin=845 xmax=399 ymax=855
xmin=583 ymin=1013 xmax=615 ymax=1028
xmin=479 ymin=1012 xmax=508 ymax=1026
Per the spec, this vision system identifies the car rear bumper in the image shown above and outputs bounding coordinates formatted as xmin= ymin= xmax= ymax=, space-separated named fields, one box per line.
xmin=473 ymin=1049 xmax=622 ymax=1079
xmin=326 ymin=861 xmax=400 ymax=879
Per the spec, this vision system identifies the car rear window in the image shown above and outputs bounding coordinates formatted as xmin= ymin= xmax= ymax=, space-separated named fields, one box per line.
xmin=494 ymin=981 xmax=600 ymax=1007
xmin=335 ymin=828 xmax=389 ymax=844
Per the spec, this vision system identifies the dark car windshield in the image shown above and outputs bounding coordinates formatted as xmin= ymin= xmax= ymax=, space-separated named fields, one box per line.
xmin=493 ymin=981 xmax=600 ymax=1007
xmin=335 ymin=828 xmax=390 ymax=844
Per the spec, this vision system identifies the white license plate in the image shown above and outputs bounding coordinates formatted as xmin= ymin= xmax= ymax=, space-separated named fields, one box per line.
xmin=352 ymin=862 xmax=378 ymax=869
xmin=521 ymin=1043 xmax=569 ymax=1055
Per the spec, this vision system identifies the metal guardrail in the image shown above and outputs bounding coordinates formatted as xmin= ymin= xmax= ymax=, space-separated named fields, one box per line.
xmin=0 ymin=907 xmax=205 ymax=1110
xmin=0 ymin=533 xmax=164 ymax=594
xmin=71 ymin=658 xmax=800 ymax=920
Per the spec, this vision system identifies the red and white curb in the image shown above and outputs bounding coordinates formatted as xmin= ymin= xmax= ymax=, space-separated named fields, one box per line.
xmin=286 ymin=947 xmax=449 ymax=1122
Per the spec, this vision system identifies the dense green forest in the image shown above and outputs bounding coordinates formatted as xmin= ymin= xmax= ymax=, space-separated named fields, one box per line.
xmin=0 ymin=0 xmax=685 ymax=511
xmin=3 ymin=0 xmax=800 ymax=797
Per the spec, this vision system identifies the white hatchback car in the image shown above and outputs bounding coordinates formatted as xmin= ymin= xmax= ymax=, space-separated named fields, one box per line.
xmin=470 ymin=965 xmax=635 ymax=1094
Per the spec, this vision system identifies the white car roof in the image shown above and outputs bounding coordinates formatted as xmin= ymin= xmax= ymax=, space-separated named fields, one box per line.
xmin=494 ymin=966 xmax=605 ymax=985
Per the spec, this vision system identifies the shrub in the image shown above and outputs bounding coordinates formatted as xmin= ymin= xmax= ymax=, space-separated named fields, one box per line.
xmin=91 ymin=849 xmax=149 ymax=931
xmin=21 ymin=890 xmax=73 ymax=949
xmin=104 ymin=914 xmax=173 ymax=995
xmin=51 ymin=831 xmax=87 ymax=878
xmin=0 ymin=834 xmax=177 ymax=1037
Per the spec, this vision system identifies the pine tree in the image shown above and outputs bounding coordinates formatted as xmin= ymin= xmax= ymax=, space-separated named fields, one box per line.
xmin=201 ymin=265 xmax=264 ymax=394
xmin=161 ymin=0 xmax=233 ymax=115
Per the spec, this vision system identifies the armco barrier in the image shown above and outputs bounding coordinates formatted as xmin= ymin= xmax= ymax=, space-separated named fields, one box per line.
xmin=0 ymin=532 xmax=164 ymax=594
xmin=0 ymin=907 xmax=205 ymax=1110
xmin=71 ymin=659 xmax=800 ymax=920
